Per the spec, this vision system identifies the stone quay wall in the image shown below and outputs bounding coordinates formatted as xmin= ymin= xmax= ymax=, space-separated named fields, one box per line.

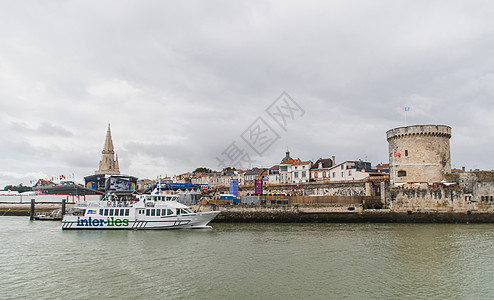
xmin=220 ymin=181 xmax=370 ymax=197
xmin=389 ymin=172 xmax=494 ymax=213
xmin=208 ymin=205 xmax=494 ymax=223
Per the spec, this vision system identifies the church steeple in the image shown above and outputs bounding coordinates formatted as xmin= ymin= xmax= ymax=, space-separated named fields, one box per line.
xmin=281 ymin=148 xmax=293 ymax=163
xmin=102 ymin=124 xmax=115 ymax=154
xmin=95 ymin=123 xmax=120 ymax=175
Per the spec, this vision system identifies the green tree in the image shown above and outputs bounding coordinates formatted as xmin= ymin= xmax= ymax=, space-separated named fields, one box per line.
xmin=193 ymin=167 xmax=212 ymax=174
xmin=3 ymin=184 xmax=32 ymax=193
xmin=223 ymin=167 xmax=236 ymax=172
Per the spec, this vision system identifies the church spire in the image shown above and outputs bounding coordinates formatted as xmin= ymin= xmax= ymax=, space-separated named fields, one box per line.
xmin=102 ymin=123 xmax=115 ymax=154
xmin=95 ymin=123 xmax=120 ymax=175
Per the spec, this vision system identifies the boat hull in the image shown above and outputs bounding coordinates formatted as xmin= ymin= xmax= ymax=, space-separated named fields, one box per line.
xmin=62 ymin=211 xmax=220 ymax=230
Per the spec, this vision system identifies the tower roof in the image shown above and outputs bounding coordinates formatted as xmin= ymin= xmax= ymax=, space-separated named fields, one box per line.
xmin=95 ymin=123 xmax=120 ymax=175
xmin=281 ymin=149 xmax=292 ymax=163
xmin=102 ymin=123 xmax=115 ymax=154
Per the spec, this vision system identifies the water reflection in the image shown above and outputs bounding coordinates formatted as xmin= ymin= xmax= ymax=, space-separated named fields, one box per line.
xmin=1 ymin=218 xmax=494 ymax=299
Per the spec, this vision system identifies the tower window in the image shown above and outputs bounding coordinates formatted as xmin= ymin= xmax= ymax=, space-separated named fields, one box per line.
xmin=405 ymin=150 xmax=408 ymax=156
xmin=398 ymin=170 xmax=407 ymax=177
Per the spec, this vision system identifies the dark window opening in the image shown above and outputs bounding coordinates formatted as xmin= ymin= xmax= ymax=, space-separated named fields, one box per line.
xmin=398 ymin=170 xmax=407 ymax=177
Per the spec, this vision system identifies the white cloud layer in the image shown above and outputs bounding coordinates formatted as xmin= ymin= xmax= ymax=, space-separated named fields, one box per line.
xmin=1 ymin=0 xmax=493 ymax=188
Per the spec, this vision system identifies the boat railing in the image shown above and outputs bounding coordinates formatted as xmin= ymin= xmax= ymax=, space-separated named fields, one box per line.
xmin=105 ymin=201 xmax=133 ymax=207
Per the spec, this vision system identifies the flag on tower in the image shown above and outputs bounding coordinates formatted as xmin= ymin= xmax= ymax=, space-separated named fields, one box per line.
xmin=405 ymin=107 xmax=411 ymax=111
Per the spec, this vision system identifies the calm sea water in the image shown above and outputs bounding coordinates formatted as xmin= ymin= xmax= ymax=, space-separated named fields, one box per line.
xmin=2 ymin=217 xmax=494 ymax=299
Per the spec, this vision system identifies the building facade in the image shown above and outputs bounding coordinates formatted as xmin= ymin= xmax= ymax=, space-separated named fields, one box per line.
xmin=327 ymin=161 xmax=373 ymax=182
xmin=387 ymin=125 xmax=451 ymax=185
xmin=310 ymin=157 xmax=335 ymax=181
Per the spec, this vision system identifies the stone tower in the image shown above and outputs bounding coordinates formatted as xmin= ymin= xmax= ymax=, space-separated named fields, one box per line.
xmin=95 ymin=124 xmax=120 ymax=175
xmin=386 ymin=125 xmax=451 ymax=185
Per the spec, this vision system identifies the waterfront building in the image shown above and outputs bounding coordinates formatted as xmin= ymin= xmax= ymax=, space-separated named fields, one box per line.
xmin=310 ymin=157 xmax=335 ymax=181
xmin=137 ymin=179 xmax=154 ymax=191
xmin=174 ymin=172 xmax=193 ymax=183
xmin=237 ymin=170 xmax=247 ymax=186
xmin=291 ymin=160 xmax=312 ymax=183
xmin=376 ymin=163 xmax=390 ymax=173
xmin=279 ymin=159 xmax=298 ymax=184
xmin=244 ymin=168 xmax=268 ymax=186
xmin=191 ymin=173 xmax=211 ymax=186
xmin=327 ymin=161 xmax=374 ymax=182
xmin=268 ymin=165 xmax=280 ymax=185
xmin=386 ymin=125 xmax=451 ymax=186
xmin=95 ymin=124 xmax=120 ymax=175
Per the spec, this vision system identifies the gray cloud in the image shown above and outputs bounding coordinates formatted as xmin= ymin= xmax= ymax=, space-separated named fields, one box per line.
xmin=1 ymin=0 xmax=494 ymax=187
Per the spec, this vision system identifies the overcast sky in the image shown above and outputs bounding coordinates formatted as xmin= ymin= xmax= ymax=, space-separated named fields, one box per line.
xmin=1 ymin=0 xmax=494 ymax=187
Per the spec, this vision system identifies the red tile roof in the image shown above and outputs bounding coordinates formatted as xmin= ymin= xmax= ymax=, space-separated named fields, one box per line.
xmin=280 ymin=159 xmax=300 ymax=165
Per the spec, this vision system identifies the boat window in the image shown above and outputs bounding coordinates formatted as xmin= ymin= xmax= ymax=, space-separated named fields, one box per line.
xmin=120 ymin=209 xmax=125 ymax=216
xmin=146 ymin=209 xmax=150 ymax=216
xmin=156 ymin=209 xmax=161 ymax=216
xmin=184 ymin=208 xmax=193 ymax=214
xmin=104 ymin=209 xmax=108 ymax=216
xmin=99 ymin=209 xmax=103 ymax=215
xmin=109 ymin=209 xmax=114 ymax=216
xmin=125 ymin=209 xmax=129 ymax=216
xmin=167 ymin=209 xmax=174 ymax=216
xmin=151 ymin=209 xmax=155 ymax=216
xmin=162 ymin=209 xmax=167 ymax=216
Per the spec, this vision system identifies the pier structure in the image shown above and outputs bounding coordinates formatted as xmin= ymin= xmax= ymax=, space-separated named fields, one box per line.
xmin=386 ymin=125 xmax=451 ymax=186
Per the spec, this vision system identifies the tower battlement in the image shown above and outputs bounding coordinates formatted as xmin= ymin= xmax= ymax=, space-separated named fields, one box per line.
xmin=386 ymin=125 xmax=451 ymax=141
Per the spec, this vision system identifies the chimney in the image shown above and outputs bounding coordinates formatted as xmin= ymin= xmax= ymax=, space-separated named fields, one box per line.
xmin=332 ymin=156 xmax=336 ymax=166
xmin=462 ymin=166 xmax=465 ymax=172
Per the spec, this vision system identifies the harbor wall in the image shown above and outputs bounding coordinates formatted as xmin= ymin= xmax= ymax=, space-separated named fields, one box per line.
xmin=388 ymin=172 xmax=494 ymax=213
xmin=0 ymin=194 xmax=101 ymax=204
xmin=224 ymin=181 xmax=369 ymax=196
xmin=207 ymin=205 xmax=494 ymax=223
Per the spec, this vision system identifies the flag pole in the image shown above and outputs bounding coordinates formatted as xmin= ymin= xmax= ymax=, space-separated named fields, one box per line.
xmin=404 ymin=106 xmax=410 ymax=126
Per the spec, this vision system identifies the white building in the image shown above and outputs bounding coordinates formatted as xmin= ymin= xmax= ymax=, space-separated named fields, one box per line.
xmin=291 ymin=161 xmax=312 ymax=183
xmin=328 ymin=161 xmax=373 ymax=181
xmin=268 ymin=165 xmax=280 ymax=185
xmin=279 ymin=159 xmax=297 ymax=184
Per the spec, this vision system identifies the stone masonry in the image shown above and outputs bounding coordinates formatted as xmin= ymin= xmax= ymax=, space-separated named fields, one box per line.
xmin=387 ymin=125 xmax=451 ymax=185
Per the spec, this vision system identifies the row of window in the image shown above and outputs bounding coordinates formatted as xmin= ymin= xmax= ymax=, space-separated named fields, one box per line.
xmin=481 ymin=196 xmax=494 ymax=202
xmin=313 ymin=171 xmax=352 ymax=178
xmin=100 ymin=208 xmax=129 ymax=217
xmin=145 ymin=208 xmax=175 ymax=216
xmin=141 ymin=208 xmax=194 ymax=217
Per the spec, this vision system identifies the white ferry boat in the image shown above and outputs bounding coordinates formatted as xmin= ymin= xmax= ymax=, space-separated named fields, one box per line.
xmin=62 ymin=193 xmax=220 ymax=230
